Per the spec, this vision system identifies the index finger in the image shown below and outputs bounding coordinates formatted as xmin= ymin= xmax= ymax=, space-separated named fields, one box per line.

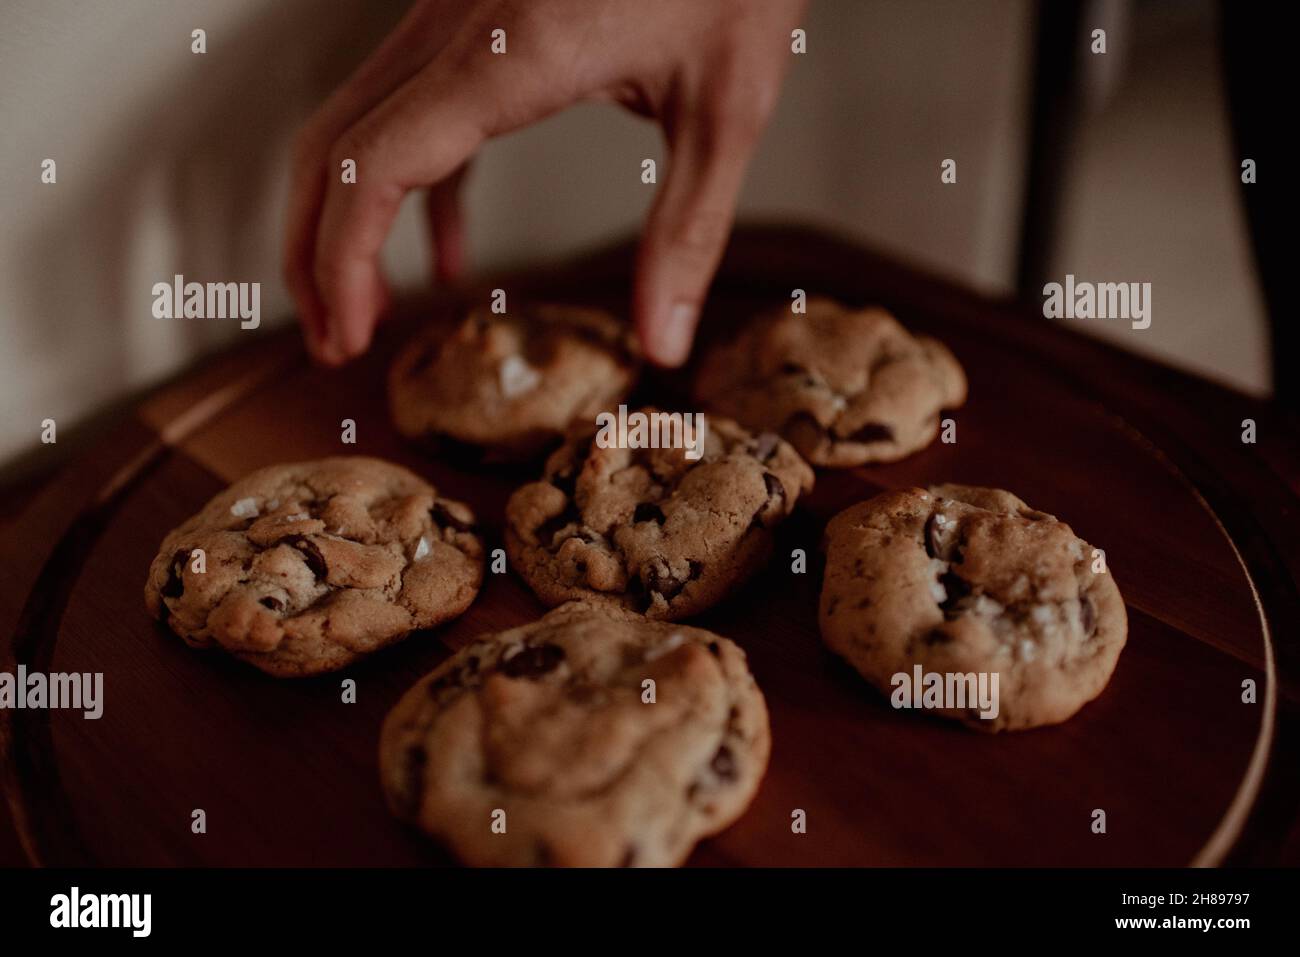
xmin=312 ymin=67 xmax=490 ymax=361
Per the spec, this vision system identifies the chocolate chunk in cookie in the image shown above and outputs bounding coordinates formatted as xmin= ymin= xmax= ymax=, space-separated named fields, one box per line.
xmin=378 ymin=601 xmax=770 ymax=866
xmin=505 ymin=409 xmax=814 ymax=620
xmin=388 ymin=303 xmax=640 ymax=460
xmin=144 ymin=457 xmax=484 ymax=677
xmin=694 ymin=297 xmax=966 ymax=466
xmin=818 ymin=484 xmax=1126 ymax=731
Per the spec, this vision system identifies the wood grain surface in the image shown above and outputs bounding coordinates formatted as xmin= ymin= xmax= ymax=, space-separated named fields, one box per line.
xmin=2 ymin=226 xmax=1298 ymax=867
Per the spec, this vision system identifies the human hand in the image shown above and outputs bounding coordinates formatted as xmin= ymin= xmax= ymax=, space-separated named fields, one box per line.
xmin=283 ymin=0 xmax=806 ymax=367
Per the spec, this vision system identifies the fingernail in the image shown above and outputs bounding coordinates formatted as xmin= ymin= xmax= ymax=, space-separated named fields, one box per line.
xmin=326 ymin=318 xmax=348 ymax=363
xmin=648 ymin=301 xmax=696 ymax=367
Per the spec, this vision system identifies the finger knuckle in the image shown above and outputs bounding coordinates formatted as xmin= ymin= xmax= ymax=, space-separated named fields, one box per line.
xmin=702 ymin=65 xmax=778 ymax=145
xmin=327 ymin=130 xmax=368 ymax=173
xmin=716 ymin=92 xmax=774 ymax=145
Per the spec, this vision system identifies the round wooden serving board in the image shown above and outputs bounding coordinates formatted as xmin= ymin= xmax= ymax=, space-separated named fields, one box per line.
xmin=3 ymin=227 xmax=1296 ymax=867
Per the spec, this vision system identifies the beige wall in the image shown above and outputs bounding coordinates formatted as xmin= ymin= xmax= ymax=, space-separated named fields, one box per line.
xmin=0 ymin=0 xmax=1267 ymax=472
xmin=1049 ymin=1 xmax=1269 ymax=390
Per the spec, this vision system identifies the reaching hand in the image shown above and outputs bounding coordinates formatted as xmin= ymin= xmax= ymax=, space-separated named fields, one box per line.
xmin=283 ymin=0 xmax=807 ymax=367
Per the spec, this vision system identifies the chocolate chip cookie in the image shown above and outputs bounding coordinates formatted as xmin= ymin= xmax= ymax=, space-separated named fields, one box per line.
xmin=379 ymin=601 xmax=770 ymax=866
xmin=694 ymin=297 xmax=967 ymax=466
xmin=145 ymin=457 xmax=484 ymax=677
xmin=505 ymin=409 xmax=814 ymax=620
xmin=819 ymin=484 xmax=1126 ymax=731
xmin=389 ymin=303 xmax=639 ymax=460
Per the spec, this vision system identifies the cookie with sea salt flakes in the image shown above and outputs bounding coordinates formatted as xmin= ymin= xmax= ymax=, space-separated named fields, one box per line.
xmin=505 ymin=410 xmax=814 ymax=620
xmin=818 ymin=484 xmax=1126 ymax=731
xmin=388 ymin=303 xmax=639 ymax=460
xmin=144 ymin=457 xmax=483 ymax=677
xmin=694 ymin=297 xmax=966 ymax=466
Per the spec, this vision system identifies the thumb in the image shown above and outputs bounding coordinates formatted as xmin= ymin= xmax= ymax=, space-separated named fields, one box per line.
xmin=633 ymin=111 xmax=762 ymax=367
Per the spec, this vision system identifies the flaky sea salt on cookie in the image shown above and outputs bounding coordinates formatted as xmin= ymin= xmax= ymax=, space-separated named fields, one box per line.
xmin=819 ymin=484 xmax=1125 ymax=731
xmin=388 ymin=303 xmax=639 ymax=460
xmin=694 ymin=297 xmax=966 ymax=466
xmin=505 ymin=409 xmax=813 ymax=620
xmin=144 ymin=456 xmax=483 ymax=677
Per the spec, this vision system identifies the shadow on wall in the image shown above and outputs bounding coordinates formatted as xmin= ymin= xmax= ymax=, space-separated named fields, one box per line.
xmin=13 ymin=0 xmax=405 ymax=425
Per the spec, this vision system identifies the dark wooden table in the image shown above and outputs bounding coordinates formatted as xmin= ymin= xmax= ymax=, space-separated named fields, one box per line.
xmin=3 ymin=225 xmax=1298 ymax=866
